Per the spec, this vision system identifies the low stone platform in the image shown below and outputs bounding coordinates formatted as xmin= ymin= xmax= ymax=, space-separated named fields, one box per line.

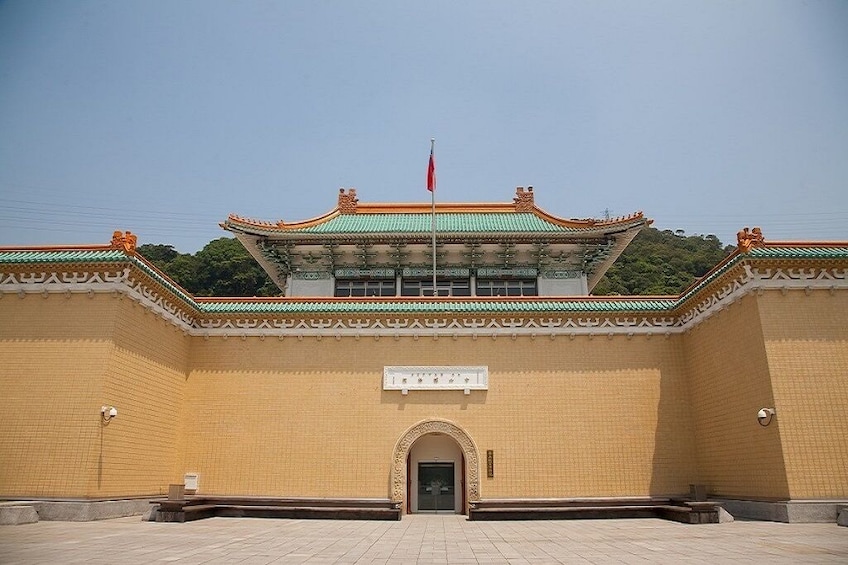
xmin=152 ymin=496 xmax=402 ymax=522
xmin=0 ymin=505 xmax=39 ymax=525
xmin=715 ymin=498 xmax=848 ymax=523
xmin=468 ymin=498 xmax=723 ymax=524
xmin=0 ymin=499 xmax=153 ymax=524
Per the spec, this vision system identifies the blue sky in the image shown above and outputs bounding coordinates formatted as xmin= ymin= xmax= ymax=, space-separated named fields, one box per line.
xmin=1 ymin=0 xmax=846 ymax=253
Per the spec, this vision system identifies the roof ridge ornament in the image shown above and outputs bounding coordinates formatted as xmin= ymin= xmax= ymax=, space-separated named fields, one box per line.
xmin=110 ymin=230 xmax=137 ymax=255
xmin=227 ymin=214 xmax=276 ymax=227
xmin=737 ymin=226 xmax=765 ymax=253
xmin=338 ymin=188 xmax=358 ymax=214
xmin=598 ymin=211 xmax=645 ymax=225
xmin=514 ymin=186 xmax=534 ymax=212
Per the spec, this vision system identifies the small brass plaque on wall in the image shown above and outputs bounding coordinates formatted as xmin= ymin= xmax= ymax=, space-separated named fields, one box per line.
xmin=486 ymin=450 xmax=494 ymax=478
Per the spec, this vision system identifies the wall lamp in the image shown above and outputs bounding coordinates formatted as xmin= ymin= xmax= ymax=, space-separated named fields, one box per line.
xmin=101 ymin=405 xmax=118 ymax=424
xmin=757 ymin=408 xmax=775 ymax=427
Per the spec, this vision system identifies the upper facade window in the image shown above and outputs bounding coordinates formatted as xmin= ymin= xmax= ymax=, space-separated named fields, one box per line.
xmin=401 ymin=278 xmax=472 ymax=297
xmin=335 ymin=279 xmax=396 ymax=297
xmin=476 ymin=279 xmax=537 ymax=297
xmin=335 ymin=276 xmax=540 ymax=298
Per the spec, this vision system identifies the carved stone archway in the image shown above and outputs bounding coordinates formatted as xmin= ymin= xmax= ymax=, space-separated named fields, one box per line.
xmin=390 ymin=419 xmax=480 ymax=509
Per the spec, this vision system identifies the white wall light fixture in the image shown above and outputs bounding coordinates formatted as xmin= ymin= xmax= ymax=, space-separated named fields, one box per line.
xmin=101 ymin=405 xmax=118 ymax=423
xmin=757 ymin=408 xmax=775 ymax=427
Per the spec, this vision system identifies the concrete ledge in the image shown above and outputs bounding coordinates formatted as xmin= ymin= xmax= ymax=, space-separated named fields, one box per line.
xmin=0 ymin=499 xmax=155 ymax=522
xmin=715 ymin=499 xmax=848 ymax=523
xmin=0 ymin=505 xmax=39 ymax=525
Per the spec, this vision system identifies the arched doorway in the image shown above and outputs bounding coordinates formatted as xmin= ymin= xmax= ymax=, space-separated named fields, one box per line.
xmin=409 ymin=434 xmax=463 ymax=513
xmin=390 ymin=419 xmax=480 ymax=514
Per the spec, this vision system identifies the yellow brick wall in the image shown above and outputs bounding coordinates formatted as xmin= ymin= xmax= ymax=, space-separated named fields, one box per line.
xmin=0 ymin=293 xmax=114 ymax=497
xmin=683 ymin=293 xmax=790 ymax=499
xmin=5 ymin=280 xmax=844 ymax=503
xmin=759 ymin=289 xmax=848 ymax=499
xmin=0 ymin=293 xmax=189 ymax=498
xmin=183 ymin=332 xmax=697 ymax=500
xmin=98 ymin=297 xmax=190 ymax=497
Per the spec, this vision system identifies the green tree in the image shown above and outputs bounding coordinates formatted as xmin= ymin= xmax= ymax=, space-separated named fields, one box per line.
xmin=135 ymin=243 xmax=180 ymax=266
xmin=135 ymin=243 xmax=198 ymax=291
xmin=136 ymin=238 xmax=278 ymax=297
xmin=593 ymin=228 xmax=731 ymax=295
xmin=165 ymin=254 xmax=200 ymax=292
xmin=192 ymin=237 xmax=278 ymax=296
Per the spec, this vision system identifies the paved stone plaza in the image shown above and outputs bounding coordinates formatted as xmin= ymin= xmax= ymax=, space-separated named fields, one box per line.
xmin=1 ymin=515 xmax=846 ymax=564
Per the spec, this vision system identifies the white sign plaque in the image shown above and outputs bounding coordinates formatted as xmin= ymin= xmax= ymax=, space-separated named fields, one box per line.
xmin=383 ymin=366 xmax=488 ymax=395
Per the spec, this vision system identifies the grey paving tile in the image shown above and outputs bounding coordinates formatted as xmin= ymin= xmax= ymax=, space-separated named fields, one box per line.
xmin=1 ymin=515 xmax=847 ymax=564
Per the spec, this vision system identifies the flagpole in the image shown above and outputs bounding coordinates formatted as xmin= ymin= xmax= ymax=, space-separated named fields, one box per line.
xmin=429 ymin=138 xmax=437 ymax=296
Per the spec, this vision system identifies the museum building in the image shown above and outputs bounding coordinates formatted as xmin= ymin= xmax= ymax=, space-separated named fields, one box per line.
xmin=1 ymin=187 xmax=846 ymax=523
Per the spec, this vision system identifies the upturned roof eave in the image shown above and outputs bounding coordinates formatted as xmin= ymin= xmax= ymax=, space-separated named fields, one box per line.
xmin=222 ymin=196 xmax=651 ymax=236
xmin=221 ymin=219 xmax=649 ymax=241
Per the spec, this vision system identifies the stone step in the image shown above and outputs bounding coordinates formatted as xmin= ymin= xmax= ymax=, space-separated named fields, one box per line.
xmin=152 ymin=497 xmax=402 ymax=522
xmin=469 ymin=502 xmax=720 ymax=524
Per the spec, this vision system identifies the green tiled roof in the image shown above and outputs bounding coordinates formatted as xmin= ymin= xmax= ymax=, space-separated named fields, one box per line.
xmin=197 ymin=299 xmax=676 ymax=314
xmin=289 ymin=213 xmax=581 ymax=234
xmin=0 ymin=249 xmax=128 ymax=263
xmin=747 ymin=246 xmax=848 ymax=259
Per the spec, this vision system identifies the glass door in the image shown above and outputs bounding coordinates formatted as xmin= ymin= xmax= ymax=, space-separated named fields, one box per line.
xmin=417 ymin=462 xmax=455 ymax=512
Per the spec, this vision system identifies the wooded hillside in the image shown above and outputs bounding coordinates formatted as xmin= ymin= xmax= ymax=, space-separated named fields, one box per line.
xmin=138 ymin=237 xmax=278 ymax=297
xmin=138 ymin=228 xmax=733 ymax=297
xmin=592 ymin=228 xmax=733 ymax=295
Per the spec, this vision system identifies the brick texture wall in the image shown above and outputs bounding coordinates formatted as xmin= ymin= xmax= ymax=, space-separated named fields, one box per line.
xmin=0 ymin=294 xmax=114 ymax=497
xmin=760 ymin=289 xmax=848 ymax=499
xmin=0 ymin=294 xmax=189 ymax=498
xmin=3 ymin=281 xmax=845 ymax=503
xmin=182 ymin=331 xmax=696 ymax=499
xmin=99 ymin=298 xmax=190 ymax=497
xmin=683 ymin=293 xmax=790 ymax=499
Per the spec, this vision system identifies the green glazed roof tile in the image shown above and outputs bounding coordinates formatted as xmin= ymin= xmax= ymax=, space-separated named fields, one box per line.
xmin=287 ymin=213 xmax=581 ymax=234
xmin=747 ymin=246 xmax=848 ymax=259
xmin=0 ymin=249 xmax=128 ymax=263
xmin=197 ymin=298 xmax=677 ymax=314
